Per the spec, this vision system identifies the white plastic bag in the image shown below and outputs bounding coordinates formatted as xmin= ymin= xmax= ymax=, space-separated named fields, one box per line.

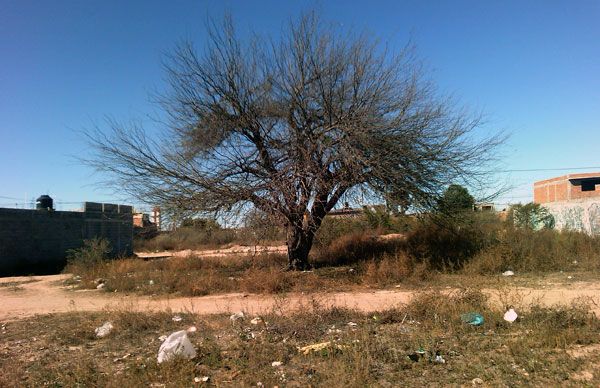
xmin=157 ymin=330 xmax=196 ymax=363
xmin=95 ymin=322 xmax=113 ymax=338
xmin=503 ymin=308 xmax=518 ymax=323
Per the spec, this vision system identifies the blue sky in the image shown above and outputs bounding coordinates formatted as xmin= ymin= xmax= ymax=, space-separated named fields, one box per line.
xmin=1 ymin=0 xmax=599 ymax=211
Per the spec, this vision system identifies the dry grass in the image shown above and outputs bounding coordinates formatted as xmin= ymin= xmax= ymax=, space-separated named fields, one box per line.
xmin=1 ymin=289 xmax=598 ymax=387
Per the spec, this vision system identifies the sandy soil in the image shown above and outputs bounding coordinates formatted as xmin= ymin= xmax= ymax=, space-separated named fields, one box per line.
xmin=136 ymin=244 xmax=288 ymax=259
xmin=1 ymin=274 xmax=599 ymax=322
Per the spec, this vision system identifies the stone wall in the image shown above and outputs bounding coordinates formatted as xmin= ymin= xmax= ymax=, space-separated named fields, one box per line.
xmin=0 ymin=202 xmax=133 ymax=276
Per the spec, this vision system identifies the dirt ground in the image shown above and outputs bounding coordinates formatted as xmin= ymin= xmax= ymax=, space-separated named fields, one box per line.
xmin=1 ymin=273 xmax=599 ymax=322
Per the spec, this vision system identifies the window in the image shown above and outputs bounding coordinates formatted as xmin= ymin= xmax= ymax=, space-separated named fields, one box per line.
xmin=582 ymin=180 xmax=596 ymax=191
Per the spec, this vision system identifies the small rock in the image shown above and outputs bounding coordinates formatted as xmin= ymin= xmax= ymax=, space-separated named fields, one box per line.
xmin=250 ymin=317 xmax=262 ymax=325
xmin=172 ymin=315 xmax=183 ymax=322
xmin=95 ymin=322 xmax=113 ymax=338
xmin=187 ymin=326 xmax=197 ymax=333
xmin=472 ymin=377 xmax=484 ymax=385
xmin=271 ymin=361 xmax=283 ymax=367
xmin=567 ymin=275 xmax=573 ymax=279
xmin=347 ymin=322 xmax=358 ymax=327
xmin=502 ymin=270 xmax=514 ymax=277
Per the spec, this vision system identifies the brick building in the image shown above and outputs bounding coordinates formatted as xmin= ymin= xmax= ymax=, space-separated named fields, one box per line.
xmin=533 ymin=172 xmax=600 ymax=234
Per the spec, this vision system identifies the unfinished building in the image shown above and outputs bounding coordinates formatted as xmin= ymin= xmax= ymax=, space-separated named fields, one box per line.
xmin=0 ymin=197 xmax=133 ymax=276
xmin=533 ymin=172 xmax=600 ymax=234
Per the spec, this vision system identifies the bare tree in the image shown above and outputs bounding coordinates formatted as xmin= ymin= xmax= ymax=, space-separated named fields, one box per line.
xmin=86 ymin=13 xmax=503 ymax=270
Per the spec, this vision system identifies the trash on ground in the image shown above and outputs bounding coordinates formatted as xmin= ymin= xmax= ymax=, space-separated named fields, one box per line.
xmin=472 ymin=377 xmax=484 ymax=385
xmin=157 ymin=330 xmax=197 ymax=363
xmin=250 ymin=317 xmax=262 ymax=325
xmin=172 ymin=315 xmax=183 ymax=322
xmin=194 ymin=376 xmax=209 ymax=383
xmin=347 ymin=322 xmax=358 ymax=327
xmin=502 ymin=270 xmax=514 ymax=277
xmin=96 ymin=283 xmax=106 ymax=290
xmin=298 ymin=341 xmax=346 ymax=355
xmin=503 ymin=308 xmax=518 ymax=323
xmin=158 ymin=335 xmax=167 ymax=342
xmin=271 ymin=361 xmax=283 ymax=367
xmin=461 ymin=312 xmax=484 ymax=326
xmin=95 ymin=322 xmax=113 ymax=338
xmin=230 ymin=311 xmax=245 ymax=322
xmin=148 ymin=280 xmax=154 ymax=285
xmin=187 ymin=326 xmax=197 ymax=333
xmin=433 ymin=352 xmax=446 ymax=364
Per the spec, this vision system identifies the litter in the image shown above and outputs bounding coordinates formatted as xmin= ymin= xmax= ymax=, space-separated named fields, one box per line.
xmin=502 ymin=270 xmax=514 ymax=277
xmin=172 ymin=315 xmax=183 ymax=322
xmin=433 ymin=354 xmax=446 ymax=364
xmin=407 ymin=348 xmax=425 ymax=362
xmin=461 ymin=312 xmax=484 ymax=326
xmin=194 ymin=376 xmax=209 ymax=383
xmin=157 ymin=330 xmax=197 ymax=363
xmin=187 ymin=326 xmax=197 ymax=333
xmin=271 ymin=361 xmax=283 ymax=367
xmin=503 ymin=308 xmax=518 ymax=323
xmin=158 ymin=335 xmax=167 ymax=342
xmin=298 ymin=341 xmax=346 ymax=355
xmin=250 ymin=317 xmax=262 ymax=325
xmin=230 ymin=311 xmax=245 ymax=322
xmin=472 ymin=377 xmax=484 ymax=385
xmin=149 ymin=280 xmax=154 ymax=285
xmin=96 ymin=283 xmax=106 ymax=290
xmin=95 ymin=322 xmax=113 ymax=338
xmin=347 ymin=322 xmax=358 ymax=327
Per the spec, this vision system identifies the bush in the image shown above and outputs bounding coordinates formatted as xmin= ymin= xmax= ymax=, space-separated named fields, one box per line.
xmin=464 ymin=227 xmax=600 ymax=274
xmin=405 ymin=212 xmax=501 ymax=270
xmin=508 ymin=202 xmax=555 ymax=230
xmin=313 ymin=232 xmax=404 ymax=267
xmin=66 ymin=238 xmax=111 ymax=269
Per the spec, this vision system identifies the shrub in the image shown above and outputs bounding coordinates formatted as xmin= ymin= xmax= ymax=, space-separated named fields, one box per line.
xmin=66 ymin=238 xmax=111 ymax=269
xmin=313 ymin=232 xmax=403 ymax=267
xmin=405 ymin=213 xmax=500 ymax=270
xmin=507 ymin=202 xmax=554 ymax=230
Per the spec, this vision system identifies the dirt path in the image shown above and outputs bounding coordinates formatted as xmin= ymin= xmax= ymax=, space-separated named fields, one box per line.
xmin=1 ymin=274 xmax=599 ymax=322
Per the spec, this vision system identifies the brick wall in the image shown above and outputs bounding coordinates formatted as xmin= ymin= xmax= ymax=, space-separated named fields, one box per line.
xmin=0 ymin=202 xmax=132 ymax=276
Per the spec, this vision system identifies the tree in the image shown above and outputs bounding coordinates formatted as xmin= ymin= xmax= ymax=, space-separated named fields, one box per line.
xmin=86 ymin=13 xmax=503 ymax=270
xmin=508 ymin=203 xmax=554 ymax=230
xmin=438 ymin=184 xmax=475 ymax=215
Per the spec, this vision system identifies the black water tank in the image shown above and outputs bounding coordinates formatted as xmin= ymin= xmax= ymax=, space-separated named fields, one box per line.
xmin=36 ymin=195 xmax=53 ymax=210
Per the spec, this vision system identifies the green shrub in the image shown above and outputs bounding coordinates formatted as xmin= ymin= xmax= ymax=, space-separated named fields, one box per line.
xmin=66 ymin=238 xmax=111 ymax=269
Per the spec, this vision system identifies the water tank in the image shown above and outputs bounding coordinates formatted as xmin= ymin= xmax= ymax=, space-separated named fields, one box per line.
xmin=36 ymin=195 xmax=53 ymax=210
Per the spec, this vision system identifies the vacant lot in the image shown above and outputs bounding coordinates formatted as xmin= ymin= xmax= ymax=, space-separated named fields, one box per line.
xmin=1 ymin=288 xmax=598 ymax=387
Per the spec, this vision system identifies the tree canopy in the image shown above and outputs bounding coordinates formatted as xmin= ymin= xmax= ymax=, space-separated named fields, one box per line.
xmin=86 ymin=13 xmax=503 ymax=269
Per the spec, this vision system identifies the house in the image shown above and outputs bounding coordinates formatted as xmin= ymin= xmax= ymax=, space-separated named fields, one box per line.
xmin=533 ymin=172 xmax=600 ymax=234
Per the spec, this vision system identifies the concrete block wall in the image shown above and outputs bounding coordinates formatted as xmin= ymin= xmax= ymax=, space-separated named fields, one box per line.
xmin=542 ymin=198 xmax=600 ymax=235
xmin=0 ymin=202 xmax=133 ymax=276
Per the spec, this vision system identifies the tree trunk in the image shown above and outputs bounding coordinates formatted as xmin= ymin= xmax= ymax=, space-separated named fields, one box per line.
xmin=286 ymin=225 xmax=314 ymax=271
